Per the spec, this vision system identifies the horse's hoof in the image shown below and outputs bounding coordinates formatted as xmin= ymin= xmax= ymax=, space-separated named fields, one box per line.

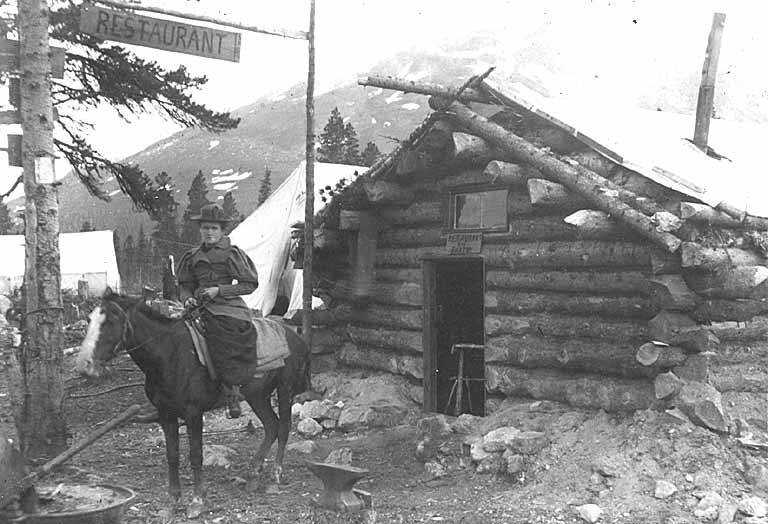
xmin=274 ymin=465 xmax=284 ymax=485
xmin=265 ymin=482 xmax=280 ymax=495
xmin=186 ymin=496 xmax=205 ymax=519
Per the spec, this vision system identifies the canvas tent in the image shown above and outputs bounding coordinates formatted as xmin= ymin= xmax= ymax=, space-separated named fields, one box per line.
xmin=0 ymin=230 xmax=121 ymax=294
xmin=229 ymin=160 xmax=366 ymax=317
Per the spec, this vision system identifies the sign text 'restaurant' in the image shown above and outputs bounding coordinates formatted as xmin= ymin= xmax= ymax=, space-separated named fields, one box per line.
xmin=79 ymin=4 xmax=241 ymax=62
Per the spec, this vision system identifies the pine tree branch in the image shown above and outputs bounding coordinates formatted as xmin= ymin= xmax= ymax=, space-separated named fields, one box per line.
xmin=0 ymin=175 xmax=23 ymax=202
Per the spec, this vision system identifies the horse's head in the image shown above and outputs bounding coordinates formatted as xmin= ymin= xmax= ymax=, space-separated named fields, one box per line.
xmin=75 ymin=288 xmax=130 ymax=377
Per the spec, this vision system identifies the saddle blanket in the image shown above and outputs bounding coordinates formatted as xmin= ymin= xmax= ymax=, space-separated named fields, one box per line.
xmin=185 ymin=317 xmax=290 ymax=382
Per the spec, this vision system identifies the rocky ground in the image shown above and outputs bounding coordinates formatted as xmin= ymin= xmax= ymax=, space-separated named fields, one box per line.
xmin=2 ymin=326 xmax=768 ymax=523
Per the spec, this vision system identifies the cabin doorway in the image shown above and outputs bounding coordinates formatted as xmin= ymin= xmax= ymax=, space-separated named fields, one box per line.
xmin=422 ymin=257 xmax=485 ymax=416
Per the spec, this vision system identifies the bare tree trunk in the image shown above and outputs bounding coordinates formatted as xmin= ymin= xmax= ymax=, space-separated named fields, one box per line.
xmin=15 ymin=0 xmax=67 ymax=458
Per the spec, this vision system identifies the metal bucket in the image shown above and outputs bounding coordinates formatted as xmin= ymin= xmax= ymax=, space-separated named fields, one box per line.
xmin=13 ymin=484 xmax=135 ymax=524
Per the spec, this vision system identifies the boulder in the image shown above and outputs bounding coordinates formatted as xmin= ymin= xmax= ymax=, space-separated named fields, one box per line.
xmin=469 ymin=438 xmax=492 ymax=463
xmin=299 ymin=399 xmax=337 ymax=420
xmin=510 ymin=431 xmax=549 ymax=455
xmin=482 ymin=426 xmax=521 ymax=453
xmin=417 ymin=414 xmax=453 ymax=437
xmin=576 ymin=504 xmax=603 ymax=523
xmin=718 ymin=503 xmax=737 ymax=524
xmin=654 ymin=372 xmax=684 ymax=400
xmin=297 ymin=417 xmax=323 ymax=437
xmin=287 ymin=440 xmax=318 ymax=454
xmin=740 ymin=496 xmax=768 ymax=518
xmin=675 ymin=382 xmax=728 ymax=433
xmin=324 ymin=447 xmax=353 ymax=466
xmin=452 ymin=413 xmax=483 ymax=435
xmin=202 ymin=444 xmax=236 ymax=468
xmin=337 ymin=404 xmax=410 ymax=432
xmin=502 ymin=450 xmax=524 ymax=474
xmin=476 ymin=454 xmax=505 ymax=475
xmin=654 ymin=479 xmax=677 ymax=499
xmin=424 ymin=461 xmax=447 ymax=478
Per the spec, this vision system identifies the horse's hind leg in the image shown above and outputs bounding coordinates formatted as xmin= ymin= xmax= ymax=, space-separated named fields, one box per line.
xmin=273 ymin=381 xmax=293 ymax=485
xmin=246 ymin=388 xmax=279 ymax=480
xmin=159 ymin=415 xmax=181 ymax=522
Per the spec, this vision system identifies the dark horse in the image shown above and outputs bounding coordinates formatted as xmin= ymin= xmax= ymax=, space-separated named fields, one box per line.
xmin=76 ymin=289 xmax=309 ymax=519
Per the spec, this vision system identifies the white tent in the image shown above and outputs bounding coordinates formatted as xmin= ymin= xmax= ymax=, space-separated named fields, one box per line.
xmin=0 ymin=230 xmax=121 ymax=294
xmin=230 ymin=161 xmax=366 ymax=318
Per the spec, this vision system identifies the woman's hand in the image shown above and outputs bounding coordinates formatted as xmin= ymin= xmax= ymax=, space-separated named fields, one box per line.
xmin=184 ymin=297 xmax=198 ymax=309
xmin=201 ymin=287 xmax=220 ymax=300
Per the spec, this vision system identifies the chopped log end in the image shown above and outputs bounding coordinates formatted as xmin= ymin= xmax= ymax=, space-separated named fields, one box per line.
xmin=636 ymin=343 xmax=661 ymax=366
xmin=652 ymin=211 xmax=683 ymax=233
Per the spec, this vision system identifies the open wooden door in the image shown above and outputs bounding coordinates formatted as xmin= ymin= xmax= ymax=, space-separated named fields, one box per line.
xmin=423 ymin=257 xmax=485 ymax=416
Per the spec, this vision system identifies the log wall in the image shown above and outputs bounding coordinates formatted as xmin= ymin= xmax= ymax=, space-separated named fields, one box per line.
xmin=314 ymin=125 xmax=768 ymax=421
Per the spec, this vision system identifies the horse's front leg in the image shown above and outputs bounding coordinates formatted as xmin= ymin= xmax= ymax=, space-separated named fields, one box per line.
xmin=186 ymin=414 xmax=206 ymax=519
xmin=159 ymin=414 xmax=181 ymax=522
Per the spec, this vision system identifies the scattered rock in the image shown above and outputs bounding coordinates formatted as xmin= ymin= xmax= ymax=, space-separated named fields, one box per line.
xmin=202 ymin=444 xmax=236 ymax=468
xmin=469 ymin=438 xmax=491 ymax=463
xmin=510 ymin=431 xmax=548 ymax=455
xmin=299 ymin=399 xmax=335 ymax=420
xmin=576 ymin=503 xmax=603 ymax=523
xmin=744 ymin=518 xmax=768 ymax=524
xmin=654 ymin=372 xmax=684 ymax=400
xmin=337 ymin=405 xmax=410 ymax=432
xmin=695 ymin=506 xmax=720 ymax=521
xmin=675 ymin=382 xmax=728 ymax=433
xmin=424 ymin=461 xmax=447 ymax=478
xmin=719 ymin=503 xmax=738 ymax=524
xmin=502 ymin=450 xmax=524 ymax=474
xmin=452 ymin=413 xmax=483 ymax=435
xmin=320 ymin=419 xmax=337 ymax=430
xmin=287 ymin=440 xmax=318 ymax=454
xmin=297 ymin=417 xmax=323 ymax=437
xmin=324 ymin=447 xmax=353 ymax=466
xmin=482 ymin=426 xmax=521 ymax=453
xmin=740 ymin=496 xmax=768 ymax=518
xmin=654 ymin=479 xmax=677 ymax=499
xmin=696 ymin=492 xmax=725 ymax=520
xmin=476 ymin=454 xmax=505 ymax=475
xmin=592 ymin=457 xmax=621 ymax=478
xmin=415 ymin=438 xmax=433 ymax=462
xmin=746 ymin=459 xmax=768 ymax=491
xmin=416 ymin=414 xmax=453 ymax=437
xmin=291 ymin=402 xmax=302 ymax=419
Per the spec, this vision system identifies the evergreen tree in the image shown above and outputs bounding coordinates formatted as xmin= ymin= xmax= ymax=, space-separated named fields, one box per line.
xmin=222 ymin=192 xmax=242 ymax=233
xmin=136 ymin=224 xmax=148 ymax=287
xmin=123 ymin=234 xmax=135 ymax=292
xmin=181 ymin=170 xmax=211 ymax=246
xmin=112 ymin=230 xmax=123 ymax=287
xmin=258 ymin=167 xmax=272 ymax=206
xmin=317 ymin=107 xmax=346 ymax=163
xmin=0 ymin=201 xmax=12 ymax=234
xmin=150 ymin=172 xmax=180 ymax=263
xmin=342 ymin=122 xmax=361 ymax=164
xmin=79 ymin=220 xmax=94 ymax=232
xmin=361 ymin=142 xmax=382 ymax=167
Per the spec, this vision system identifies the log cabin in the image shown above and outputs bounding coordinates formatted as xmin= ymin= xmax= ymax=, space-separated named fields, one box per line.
xmin=308 ymin=75 xmax=768 ymax=432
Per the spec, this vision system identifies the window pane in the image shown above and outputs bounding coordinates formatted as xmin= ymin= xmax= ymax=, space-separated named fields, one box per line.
xmin=483 ymin=190 xmax=507 ymax=229
xmin=455 ymin=193 xmax=483 ymax=229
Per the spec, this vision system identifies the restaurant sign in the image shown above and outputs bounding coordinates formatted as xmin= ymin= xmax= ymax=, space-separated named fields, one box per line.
xmin=446 ymin=232 xmax=482 ymax=255
xmin=79 ymin=4 xmax=242 ymax=62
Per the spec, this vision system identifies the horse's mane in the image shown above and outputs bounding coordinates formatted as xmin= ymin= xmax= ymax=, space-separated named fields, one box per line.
xmin=105 ymin=293 xmax=179 ymax=325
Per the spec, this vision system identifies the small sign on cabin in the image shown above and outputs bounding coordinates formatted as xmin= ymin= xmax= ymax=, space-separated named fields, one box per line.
xmin=446 ymin=232 xmax=482 ymax=255
xmin=79 ymin=4 xmax=242 ymax=63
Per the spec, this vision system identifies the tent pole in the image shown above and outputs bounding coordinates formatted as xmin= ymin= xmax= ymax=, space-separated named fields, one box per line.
xmin=302 ymin=0 xmax=316 ymax=379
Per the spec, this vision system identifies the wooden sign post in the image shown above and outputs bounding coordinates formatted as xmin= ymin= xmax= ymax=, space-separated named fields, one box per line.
xmin=79 ymin=4 xmax=242 ymax=62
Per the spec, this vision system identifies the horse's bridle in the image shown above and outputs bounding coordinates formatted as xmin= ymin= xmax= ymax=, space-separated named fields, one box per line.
xmin=105 ymin=300 xmax=141 ymax=356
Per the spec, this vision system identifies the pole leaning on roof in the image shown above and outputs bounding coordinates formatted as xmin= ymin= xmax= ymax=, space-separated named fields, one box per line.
xmin=302 ymin=0 xmax=316 ymax=372
xmin=432 ymin=97 xmax=683 ymax=253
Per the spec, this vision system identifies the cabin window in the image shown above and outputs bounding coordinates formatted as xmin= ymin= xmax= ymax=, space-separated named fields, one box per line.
xmin=451 ymin=189 xmax=508 ymax=231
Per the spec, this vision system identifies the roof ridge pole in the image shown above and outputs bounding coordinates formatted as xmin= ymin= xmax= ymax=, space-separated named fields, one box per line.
xmin=693 ymin=12 xmax=726 ymax=152
xmin=302 ymin=0 xmax=315 ymax=387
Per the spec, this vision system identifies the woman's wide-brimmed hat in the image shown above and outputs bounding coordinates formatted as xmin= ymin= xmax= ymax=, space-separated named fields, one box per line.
xmin=190 ymin=203 xmax=231 ymax=224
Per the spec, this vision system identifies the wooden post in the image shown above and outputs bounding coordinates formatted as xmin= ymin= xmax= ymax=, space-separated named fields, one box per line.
xmin=16 ymin=0 xmax=67 ymax=457
xmin=693 ymin=13 xmax=726 ymax=151
xmin=302 ymin=0 xmax=315 ymax=372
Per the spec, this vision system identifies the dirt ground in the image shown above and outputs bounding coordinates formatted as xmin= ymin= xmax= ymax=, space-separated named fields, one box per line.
xmin=3 ymin=348 xmax=768 ymax=524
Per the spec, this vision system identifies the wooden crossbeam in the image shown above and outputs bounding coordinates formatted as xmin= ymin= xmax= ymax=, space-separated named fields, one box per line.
xmin=0 ymin=39 xmax=66 ymax=78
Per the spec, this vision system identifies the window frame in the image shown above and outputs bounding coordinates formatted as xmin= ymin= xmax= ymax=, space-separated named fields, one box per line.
xmin=448 ymin=185 xmax=509 ymax=233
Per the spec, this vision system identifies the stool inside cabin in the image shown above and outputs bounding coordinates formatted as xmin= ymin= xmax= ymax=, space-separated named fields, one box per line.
xmin=444 ymin=343 xmax=485 ymax=417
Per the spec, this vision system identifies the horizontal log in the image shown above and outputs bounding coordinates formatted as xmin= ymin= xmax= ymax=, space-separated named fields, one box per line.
xmin=375 ymin=268 xmax=421 ymax=282
xmin=507 ymin=190 xmax=536 ymax=217
xmin=565 ymin=151 xmax=616 ymax=178
xmin=485 ymin=313 xmax=649 ymax=340
xmin=683 ymin=266 xmax=768 ymax=299
xmin=330 ymin=280 xmax=422 ymax=307
xmin=376 ymin=241 xmax=656 ymax=269
xmin=648 ymin=311 xmax=719 ymax=352
xmin=311 ymin=328 xmax=343 ymax=355
xmin=680 ymin=202 xmax=743 ymax=227
xmin=709 ymin=361 xmax=768 ymax=393
xmin=709 ymin=317 xmax=768 ymax=342
xmin=452 ymin=132 xmax=502 ymax=166
xmin=486 ymin=269 xmax=650 ymax=294
xmin=435 ymin=98 xmax=682 ymax=252
xmin=362 ymin=180 xmax=414 ymax=205
xmin=650 ymin=251 xmax=682 ymax=275
xmin=339 ymin=210 xmax=377 ymax=231
xmin=332 ymin=303 xmax=422 ymax=330
xmin=338 ymin=342 xmax=423 ymax=381
xmin=347 ymin=325 xmax=422 ymax=354
xmin=716 ymin=202 xmax=768 ymax=231
xmin=681 ymin=242 xmax=765 ymax=270
xmin=635 ymin=343 xmax=687 ymax=368
xmin=564 ymin=210 xmax=621 ymax=236
xmin=485 ymin=365 xmax=657 ymax=412
xmin=485 ymin=290 xmax=656 ymax=319
xmin=358 ymin=75 xmax=490 ymax=104
xmin=379 ymin=226 xmax=443 ymax=247
xmin=692 ymin=299 xmax=768 ymax=322
xmin=485 ymin=334 xmax=656 ymax=378
xmin=377 ymin=200 xmax=444 ymax=226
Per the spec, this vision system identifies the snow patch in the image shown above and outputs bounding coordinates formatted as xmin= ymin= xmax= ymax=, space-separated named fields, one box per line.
xmin=346 ymin=101 xmax=355 ymax=106
xmin=108 ymin=189 xmax=121 ymax=197
xmin=217 ymin=195 xmax=224 ymax=200
xmin=383 ymin=121 xmax=392 ymax=128
xmin=219 ymin=168 xmax=234 ymax=176
xmin=212 ymin=169 xmax=220 ymax=175
xmin=213 ymin=182 xmax=236 ymax=192
xmin=371 ymin=117 xmax=377 ymax=124
xmin=270 ymin=93 xmax=286 ymax=102
xmin=396 ymin=61 xmax=413 ymax=78
xmin=405 ymin=69 xmax=430 ymax=82
xmin=385 ymin=92 xmax=403 ymax=105
xmin=212 ymin=171 xmax=252 ymax=184
xmin=208 ymin=140 xmax=220 ymax=150
xmin=367 ymin=88 xmax=383 ymax=98
xmin=343 ymin=117 xmax=351 ymax=124
xmin=401 ymin=103 xmax=420 ymax=111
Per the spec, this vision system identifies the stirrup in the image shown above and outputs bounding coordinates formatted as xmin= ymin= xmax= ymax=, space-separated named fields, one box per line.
xmin=226 ymin=397 xmax=242 ymax=419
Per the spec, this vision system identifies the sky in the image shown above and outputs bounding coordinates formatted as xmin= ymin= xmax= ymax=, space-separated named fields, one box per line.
xmin=1 ymin=0 xmax=767 ymax=198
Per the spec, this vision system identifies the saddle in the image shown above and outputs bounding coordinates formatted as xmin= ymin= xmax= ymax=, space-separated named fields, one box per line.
xmin=146 ymin=299 xmax=289 ymax=383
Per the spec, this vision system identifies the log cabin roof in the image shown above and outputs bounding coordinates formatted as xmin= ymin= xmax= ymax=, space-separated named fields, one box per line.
xmin=484 ymin=80 xmax=768 ymax=218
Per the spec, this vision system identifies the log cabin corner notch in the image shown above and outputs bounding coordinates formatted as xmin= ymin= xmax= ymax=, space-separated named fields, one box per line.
xmin=311 ymin=73 xmax=768 ymax=428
